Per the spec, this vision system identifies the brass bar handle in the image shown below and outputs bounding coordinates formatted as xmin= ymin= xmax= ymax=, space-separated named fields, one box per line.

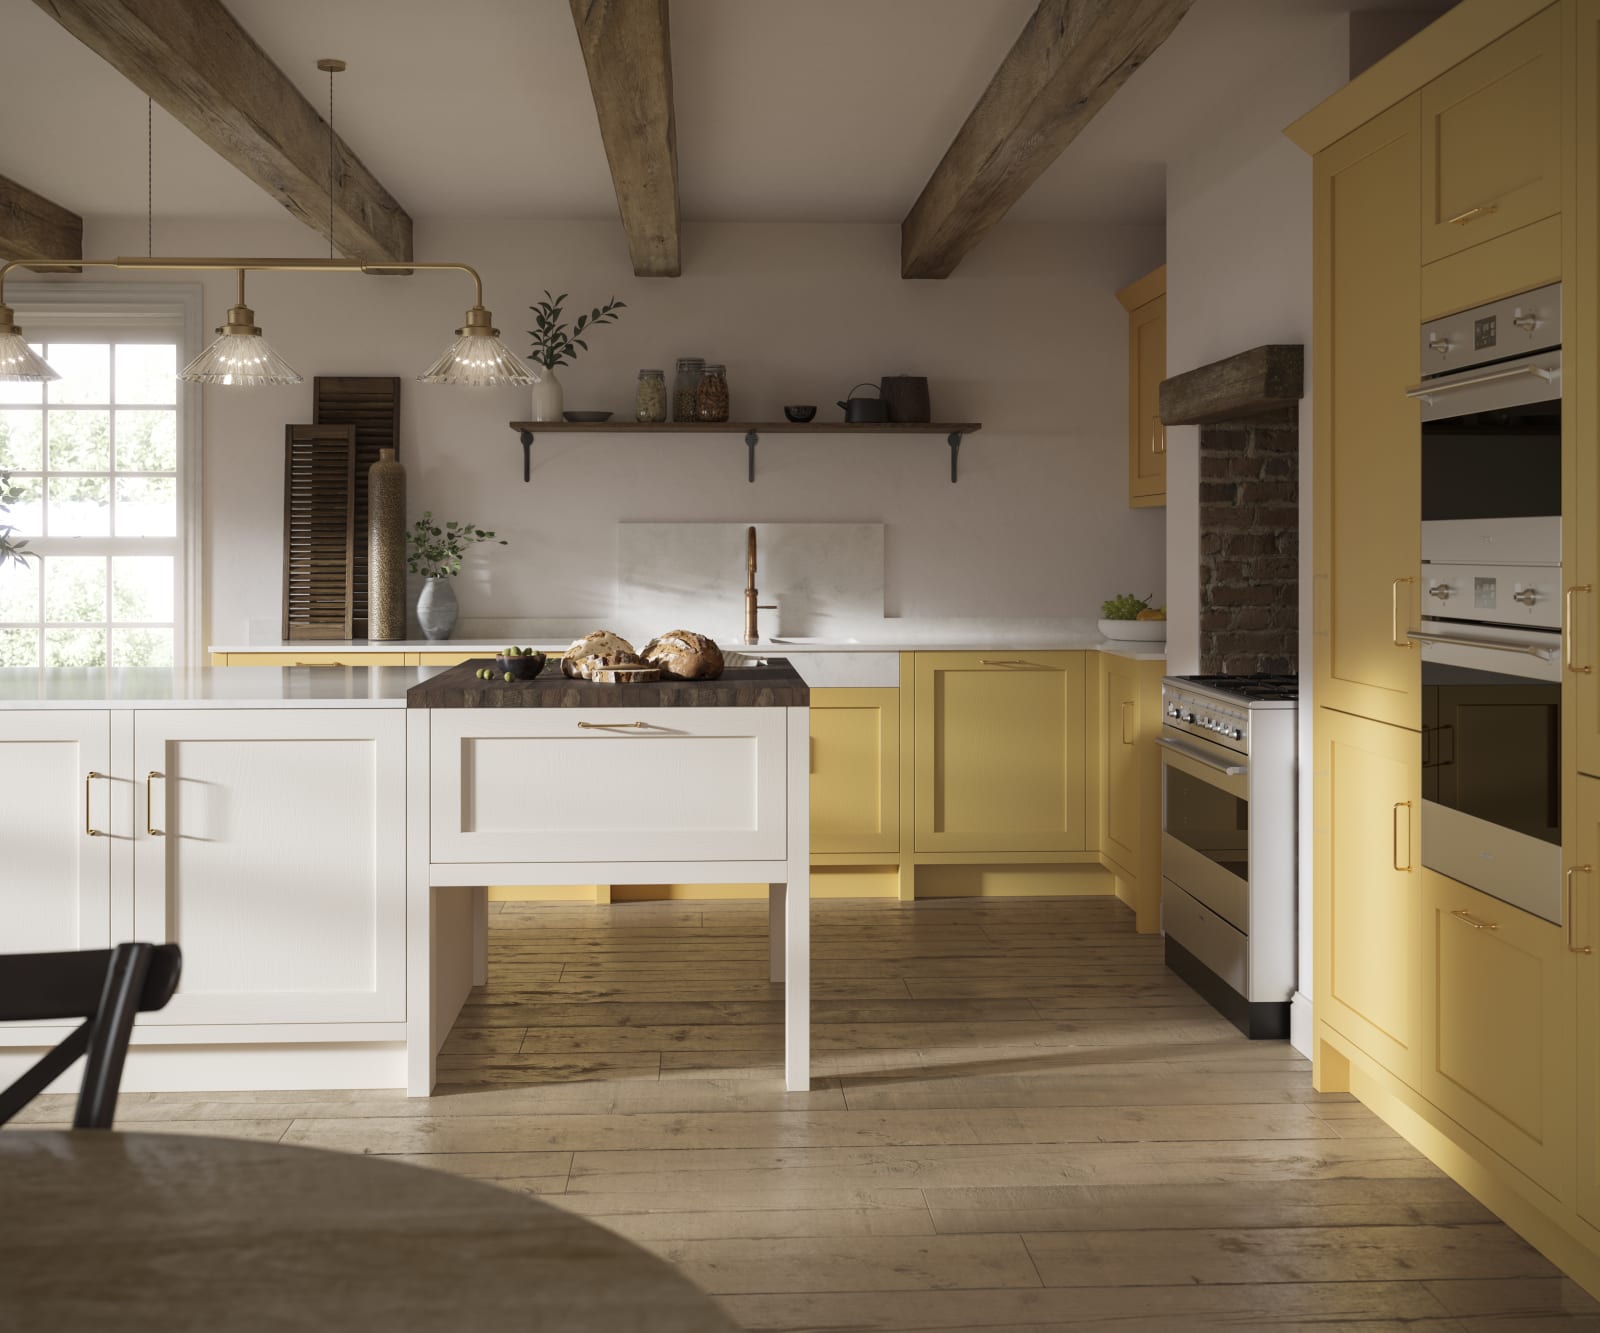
xmin=1151 ymin=418 xmax=1165 ymax=456
xmin=1392 ymin=577 xmax=1416 ymax=649
xmin=1449 ymin=908 xmax=1498 ymax=931
xmin=1447 ymin=203 xmax=1499 ymax=226
xmin=1567 ymin=866 xmax=1593 ymax=956
xmin=1392 ymin=800 xmax=1413 ymax=872
xmin=1566 ymin=586 xmax=1592 ymax=674
xmin=146 ymin=771 xmax=165 ymax=837
xmin=84 ymin=771 xmax=104 ymax=838
xmin=979 ymin=659 xmax=1027 ymax=667
xmin=576 ymin=721 xmax=648 ymax=730
xmin=1120 ymin=700 xmax=1135 ymax=746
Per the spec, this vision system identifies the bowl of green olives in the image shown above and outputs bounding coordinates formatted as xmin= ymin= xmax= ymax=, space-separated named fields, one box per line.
xmin=494 ymin=646 xmax=546 ymax=680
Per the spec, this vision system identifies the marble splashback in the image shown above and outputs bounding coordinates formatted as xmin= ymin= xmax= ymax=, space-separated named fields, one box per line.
xmin=616 ymin=522 xmax=885 ymax=643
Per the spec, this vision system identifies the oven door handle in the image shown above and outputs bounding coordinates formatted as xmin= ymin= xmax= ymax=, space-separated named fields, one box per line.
xmin=1405 ymin=629 xmax=1558 ymax=661
xmin=1404 ymin=362 xmax=1558 ymax=402
xmin=1157 ymin=735 xmax=1248 ymax=777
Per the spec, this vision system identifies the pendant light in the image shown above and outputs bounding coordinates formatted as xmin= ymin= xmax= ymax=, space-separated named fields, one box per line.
xmin=0 ymin=306 xmax=58 ymax=382
xmin=178 ymin=269 xmax=302 ymax=386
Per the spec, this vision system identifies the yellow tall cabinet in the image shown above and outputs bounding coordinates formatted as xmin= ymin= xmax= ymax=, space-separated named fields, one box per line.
xmin=1291 ymin=0 xmax=1600 ymax=1296
xmin=1116 ymin=266 xmax=1167 ymax=508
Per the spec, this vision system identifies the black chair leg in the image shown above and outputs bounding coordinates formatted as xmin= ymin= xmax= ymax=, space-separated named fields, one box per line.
xmin=0 ymin=1024 xmax=90 ymax=1128
xmin=74 ymin=943 xmax=153 ymax=1130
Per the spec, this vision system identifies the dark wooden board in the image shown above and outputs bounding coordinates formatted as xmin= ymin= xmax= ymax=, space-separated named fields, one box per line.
xmin=314 ymin=376 xmax=401 ymax=638
xmin=407 ymin=659 xmax=809 ymax=709
xmin=1159 ymin=345 xmax=1304 ymax=426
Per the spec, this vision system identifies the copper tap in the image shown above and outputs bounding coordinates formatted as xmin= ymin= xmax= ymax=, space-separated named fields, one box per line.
xmin=744 ymin=526 xmax=775 ymax=645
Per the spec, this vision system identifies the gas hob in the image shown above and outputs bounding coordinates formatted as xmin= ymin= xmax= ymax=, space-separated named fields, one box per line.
xmin=1162 ymin=674 xmax=1300 ymax=755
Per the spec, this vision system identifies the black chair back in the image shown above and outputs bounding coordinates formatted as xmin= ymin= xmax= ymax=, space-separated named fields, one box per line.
xmin=0 ymin=943 xmax=182 ymax=1129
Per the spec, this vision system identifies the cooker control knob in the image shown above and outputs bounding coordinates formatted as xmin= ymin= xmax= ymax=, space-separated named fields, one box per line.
xmin=1231 ymin=728 xmax=1244 ymax=741
xmin=1183 ymin=712 xmax=1195 ymax=724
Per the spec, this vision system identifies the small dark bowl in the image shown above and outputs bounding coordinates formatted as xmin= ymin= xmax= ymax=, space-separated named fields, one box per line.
xmin=783 ymin=405 xmax=818 ymax=423
xmin=495 ymin=651 xmax=547 ymax=681
xmin=562 ymin=410 xmax=613 ymax=423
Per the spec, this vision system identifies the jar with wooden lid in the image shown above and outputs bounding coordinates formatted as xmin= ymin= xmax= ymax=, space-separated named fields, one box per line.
xmin=696 ymin=364 xmax=730 ymax=422
xmin=636 ymin=369 xmax=667 ymax=422
xmin=672 ymin=358 xmax=704 ymax=422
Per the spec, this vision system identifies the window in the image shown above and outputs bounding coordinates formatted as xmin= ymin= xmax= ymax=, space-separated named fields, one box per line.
xmin=0 ymin=293 xmax=198 ymax=669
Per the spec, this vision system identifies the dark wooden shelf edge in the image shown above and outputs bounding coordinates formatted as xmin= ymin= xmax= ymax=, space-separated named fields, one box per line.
xmin=507 ymin=421 xmax=983 ymax=434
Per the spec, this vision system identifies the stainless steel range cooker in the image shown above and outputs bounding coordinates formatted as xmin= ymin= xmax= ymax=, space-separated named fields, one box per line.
xmin=1159 ymin=674 xmax=1299 ymax=1039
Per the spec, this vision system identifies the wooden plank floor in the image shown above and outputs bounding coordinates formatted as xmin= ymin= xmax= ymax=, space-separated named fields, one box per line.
xmin=17 ymin=896 xmax=1600 ymax=1329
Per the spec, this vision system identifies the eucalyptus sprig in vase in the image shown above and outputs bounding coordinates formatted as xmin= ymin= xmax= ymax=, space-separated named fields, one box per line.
xmin=406 ymin=512 xmax=506 ymax=641
xmin=526 ymin=290 xmax=625 ymax=422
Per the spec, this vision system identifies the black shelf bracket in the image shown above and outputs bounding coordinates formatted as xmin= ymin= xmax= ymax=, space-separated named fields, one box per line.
xmin=948 ymin=431 xmax=964 ymax=483
xmin=519 ymin=430 xmax=534 ymax=484
xmin=745 ymin=429 xmax=759 ymax=483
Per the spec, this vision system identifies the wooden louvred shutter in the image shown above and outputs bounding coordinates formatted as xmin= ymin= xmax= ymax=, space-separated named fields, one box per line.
xmin=281 ymin=424 xmax=357 ymax=640
xmin=313 ymin=377 xmax=401 ymax=638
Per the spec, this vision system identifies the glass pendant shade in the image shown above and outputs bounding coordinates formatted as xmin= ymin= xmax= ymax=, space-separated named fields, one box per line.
xmin=418 ymin=305 xmax=535 ymax=386
xmin=0 ymin=331 xmax=59 ymax=382
xmin=179 ymin=331 xmax=302 ymax=386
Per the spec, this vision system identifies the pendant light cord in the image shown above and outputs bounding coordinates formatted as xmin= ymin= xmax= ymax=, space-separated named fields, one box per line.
xmin=327 ymin=66 xmax=334 ymax=260
xmin=146 ymin=97 xmax=152 ymax=258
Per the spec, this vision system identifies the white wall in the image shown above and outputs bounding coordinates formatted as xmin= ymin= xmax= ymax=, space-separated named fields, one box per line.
xmin=57 ymin=215 xmax=1164 ymax=645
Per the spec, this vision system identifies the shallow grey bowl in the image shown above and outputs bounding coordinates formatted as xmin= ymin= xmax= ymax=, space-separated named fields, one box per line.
xmin=563 ymin=410 xmax=613 ymax=423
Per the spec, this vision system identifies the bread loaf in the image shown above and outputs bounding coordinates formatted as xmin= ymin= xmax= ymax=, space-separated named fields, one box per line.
xmin=641 ymin=629 xmax=725 ymax=680
xmin=561 ymin=631 xmax=637 ymax=678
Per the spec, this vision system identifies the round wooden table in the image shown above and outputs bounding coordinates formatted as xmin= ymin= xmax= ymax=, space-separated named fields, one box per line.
xmin=0 ymin=1131 xmax=737 ymax=1332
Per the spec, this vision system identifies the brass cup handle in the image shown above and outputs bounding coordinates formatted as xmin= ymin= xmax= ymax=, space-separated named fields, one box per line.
xmin=1449 ymin=908 xmax=1498 ymax=931
xmin=1120 ymin=699 xmax=1135 ymax=746
xmin=1566 ymin=585 xmax=1592 ymax=674
xmin=84 ymin=771 xmax=104 ymax=837
xmin=1392 ymin=577 xmax=1416 ymax=649
xmin=576 ymin=721 xmax=648 ymax=730
xmin=1392 ymin=800 xmax=1413 ymax=872
xmin=1447 ymin=203 xmax=1499 ymax=226
xmin=1567 ymin=866 xmax=1593 ymax=956
xmin=146 ymin=771 xmax=165 ymax=837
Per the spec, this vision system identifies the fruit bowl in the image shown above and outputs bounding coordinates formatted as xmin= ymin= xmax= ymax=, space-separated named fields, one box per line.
xmin=1097 ymin=618 xmax=1166 ymax=642
xmin=495 ymin=649 xmax=547 ymax=680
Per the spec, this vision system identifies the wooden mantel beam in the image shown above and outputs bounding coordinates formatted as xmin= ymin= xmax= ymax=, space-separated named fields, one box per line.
xmin=568 ymin=0 xmax=681 ymax=278
xmin=31 ymin=0 xmax=412 ymax=265
xmin=0 ymin=172 xmax=82 ymax=272
xmin=901 ymin=0 xmax=1193 ymax=279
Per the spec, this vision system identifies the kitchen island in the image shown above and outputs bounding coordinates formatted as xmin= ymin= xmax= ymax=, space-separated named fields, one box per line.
xmin=0 ymin=662 xmax=812 ymax=1096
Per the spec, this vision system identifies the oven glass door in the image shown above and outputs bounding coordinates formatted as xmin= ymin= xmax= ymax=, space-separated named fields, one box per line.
xmin=1422 ymin=398 xmax=1559 ymax=521
xmin=1164 ymin=763 xmax=1249 ymax=882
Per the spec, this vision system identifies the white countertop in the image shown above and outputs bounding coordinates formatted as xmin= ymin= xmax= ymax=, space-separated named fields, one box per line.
xmin=0 ymin=666 xmax=430 ymax=709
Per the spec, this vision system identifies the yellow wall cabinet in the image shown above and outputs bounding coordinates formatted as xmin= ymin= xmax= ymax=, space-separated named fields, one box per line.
xmin=1116 ymin=266 xmax=1167 ymax=509
xmin=1420 ymin=6 xmax=1564 ymax=264
xmin=1315 ymin=706 xmax=1423 ymax=1085
xmin=913 ymin=652 xmax=1088 ymax=854
xmin=1312 ymin=96 xmax=1423 ymax=734
xmin=809 ymin=687 xmax=899 ymax=856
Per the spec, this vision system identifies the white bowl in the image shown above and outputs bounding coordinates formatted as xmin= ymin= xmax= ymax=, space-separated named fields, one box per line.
xmin=1098 ymin=618 xmax=1167 ymax=642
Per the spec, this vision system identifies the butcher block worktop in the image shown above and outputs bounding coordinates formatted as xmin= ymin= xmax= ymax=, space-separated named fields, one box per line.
xmin=406 ymin=658 xmax=810 ymax=708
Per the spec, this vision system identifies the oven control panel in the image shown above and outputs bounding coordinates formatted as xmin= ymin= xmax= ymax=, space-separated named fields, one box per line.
xmin=1421 ymin=281 xmax=1560 ymax=375
xmin=1162 ymin=690 xmax=1249 ymax=753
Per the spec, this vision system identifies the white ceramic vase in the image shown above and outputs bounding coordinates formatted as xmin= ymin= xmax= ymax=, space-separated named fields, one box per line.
xmin=528 ymin=365 xmax=563 ymax=422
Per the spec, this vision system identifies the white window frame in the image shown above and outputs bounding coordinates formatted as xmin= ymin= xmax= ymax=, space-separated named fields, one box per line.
xmin=6 ymin=281 xmax=204 ymax=667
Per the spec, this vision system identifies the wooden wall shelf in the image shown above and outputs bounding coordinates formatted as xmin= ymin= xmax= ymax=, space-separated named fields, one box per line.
xmin=507 ymin=420 xmax=984 ymax=484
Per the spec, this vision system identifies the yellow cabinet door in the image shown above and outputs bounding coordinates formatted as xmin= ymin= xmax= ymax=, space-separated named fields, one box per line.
xmin=810 ymin=687 xmax=899 ymax=856
xmin=415 ymin=651 xmax=491 ymax=666
xmin=1315 ymin=706 xmax=1422 ymax=1084
xmin=1313 ymin=96 xmax=1423 ymax=732
xmin=1418 ymin=870 xmax=1575 ymax=1200
xmin=1101 ymin=662 xmax=1141 ymax=873
xmin=1420 ymin=6 xmax=1562 ymax=265
xmin=1574 ymin=777 xmax=1600 ymax=1227
xmin=1128 ymin=294 xmax=1166 ymax=508
xmin=222 ymin=652 xmax=409 ymax=667
xmin=1571 ymin=1 xmax=1600 ymax=780
xmin=914 ymin=652 xmax=1087 ymax=853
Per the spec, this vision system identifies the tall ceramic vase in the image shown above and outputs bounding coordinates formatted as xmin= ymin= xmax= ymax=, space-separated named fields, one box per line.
xmin=416 ymin=577 xmax=458 ymax=641
xmin=528 ymin=364 xmax=563 ymax=422
xmin=367 ymin=447 xmax=406 ymax=640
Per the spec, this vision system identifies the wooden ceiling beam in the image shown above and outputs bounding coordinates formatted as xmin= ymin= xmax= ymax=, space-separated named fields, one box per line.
xmin=568 ymin=0 xmax=681 ymax=278
xmin=30 ymin=0 xmax=412 ymax=265
xmin=0 ymin=172 xmax=82 ymax=272
xmin=901 ymin=0 xmax=1194 ymax=279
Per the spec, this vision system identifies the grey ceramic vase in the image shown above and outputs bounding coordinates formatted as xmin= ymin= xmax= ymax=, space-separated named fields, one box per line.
xmin=367 ymin=447 xmax=406 ymax=640
xmin=416 ymin=577 xmax=458 ymax=641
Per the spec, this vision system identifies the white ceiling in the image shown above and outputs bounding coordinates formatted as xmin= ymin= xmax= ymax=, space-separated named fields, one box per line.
xmin=0 ymin=0 xmax=1445 ymax=232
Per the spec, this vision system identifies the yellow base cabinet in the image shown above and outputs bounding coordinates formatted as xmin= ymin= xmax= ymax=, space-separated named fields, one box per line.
xmin=913 ymin=652 xmax=1088 ymax=854
xmin=1576 ymin=777 xmax=1600 ymax=1228
xmin=216 ymin=652 xmax=411 ymax=667
xmin=1097 ymin=655 xmax=1165 ymax=932
xmin=1419 ymin=870 xmax=1576 ymax=1201
xmin=1315 ymin=706 xmax=1423 ymax=1086
xmin=1116 ymin=266 xmax=1166 ymax=509
xmin=809 ymin=687 xmax=899 ymax=857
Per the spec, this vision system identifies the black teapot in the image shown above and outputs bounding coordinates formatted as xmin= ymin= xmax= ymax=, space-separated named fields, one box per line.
xmin=836 ymin=382 xmax=888 ymax=424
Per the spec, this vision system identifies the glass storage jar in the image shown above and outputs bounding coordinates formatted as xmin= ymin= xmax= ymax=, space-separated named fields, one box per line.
xmin=672 ymin=358 xmax=704 ymax=422
xmin=696 ymin=364 xmax=730 ymax=422
xmin=636 ymin=369 xmax=667 ymax=422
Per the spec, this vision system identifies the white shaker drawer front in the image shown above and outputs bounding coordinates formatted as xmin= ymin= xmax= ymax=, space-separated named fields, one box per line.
xmin=430 ymin=708 xmax=789 ymax=863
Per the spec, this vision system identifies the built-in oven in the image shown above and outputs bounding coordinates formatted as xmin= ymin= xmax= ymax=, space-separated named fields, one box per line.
xmin=1406 ymin=282 xmax=1564 ymax=923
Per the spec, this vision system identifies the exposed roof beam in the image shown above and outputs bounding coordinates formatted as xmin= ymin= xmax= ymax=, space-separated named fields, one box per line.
xmin=31 ymin=0 xmax=412 ymax=265
xmin=568 ymin=0 xmax=681 ymax=278
xmin=901 ymin=0 xmax=1193 ymax=279
xmin=0 ymin=172 xmax=82 ymax=272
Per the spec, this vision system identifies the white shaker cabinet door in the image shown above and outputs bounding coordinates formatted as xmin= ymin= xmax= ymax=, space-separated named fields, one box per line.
xmin=0 ymin=711 xmax=112 ymax=956
xmin=132 ymin=710 xmax=406 ymax=1025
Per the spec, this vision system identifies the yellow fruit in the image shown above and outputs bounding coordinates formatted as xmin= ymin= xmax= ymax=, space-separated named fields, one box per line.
xmin=1136 ymin=608 xmax=1166 ymax=622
